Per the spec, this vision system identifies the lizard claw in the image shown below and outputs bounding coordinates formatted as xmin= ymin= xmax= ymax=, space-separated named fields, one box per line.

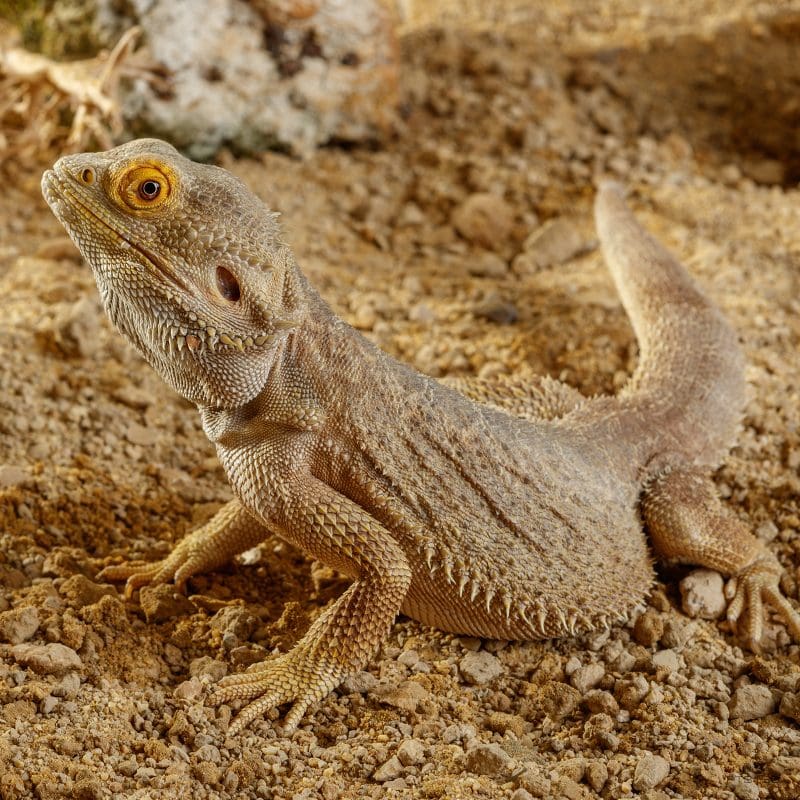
xmin=98 ymin=539 xmax=201 ymax=598
xmin=726 ymin=560 xmax=800 ymax=651
xmin=210 ymin=647 xmax=343 ymax=735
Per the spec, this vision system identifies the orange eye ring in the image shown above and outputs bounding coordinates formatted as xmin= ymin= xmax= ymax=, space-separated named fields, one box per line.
xmin=116 ymin=163 xmax=173 ymax=210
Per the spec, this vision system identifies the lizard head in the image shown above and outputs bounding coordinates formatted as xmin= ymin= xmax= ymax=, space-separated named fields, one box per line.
xmin=42 ymin=139 xmax=299 ymax=409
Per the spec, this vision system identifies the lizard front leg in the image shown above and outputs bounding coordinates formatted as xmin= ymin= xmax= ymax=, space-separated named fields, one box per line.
xmin=99 ymin=498 xmax=270 ymax=596
xmin=210 ymin=475 xmax=412 ymax=734
xmin=642 ymin=466 xmax=800 ymax=649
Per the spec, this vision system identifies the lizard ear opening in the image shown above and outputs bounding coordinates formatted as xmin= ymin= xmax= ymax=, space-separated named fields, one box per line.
xmin=216 ymin=266 xmax=241 ymax=302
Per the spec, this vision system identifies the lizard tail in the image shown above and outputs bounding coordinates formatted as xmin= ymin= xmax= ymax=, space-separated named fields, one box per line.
xmin=594 ymin=182 xmax=745 ymax=466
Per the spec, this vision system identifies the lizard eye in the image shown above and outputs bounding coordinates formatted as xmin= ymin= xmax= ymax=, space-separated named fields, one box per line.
xmin=216 ymin=266 xmax=240 ymax=302
xmin=138 ymin=179 xmax=161 ymax=201
xmin=117 ymin=163 xmax=172 ymax=210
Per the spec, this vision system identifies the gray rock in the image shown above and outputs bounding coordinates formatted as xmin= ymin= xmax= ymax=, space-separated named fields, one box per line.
xmin=452 ymin=193 xmax=514 ymax=251
xmin=11 ymin=643 xmax=82 ymax=675
xmin=396 ymin=738 xmax=425 ymax=766
xmin=465 ymin=743 xmax=511 ymax=776
xmin=40 ymin=0 xmax=400 ymax=158
xmin=514 ymin=217 xmax=591 ymax=273
xmin=633 ymin=753 xmax=670 ymax=791
xmin=341 ymin=670 xmax=377 ymax=694
xmin=460 ymin=650 xmax=503 ymax=685
xmin=372 ymin=680 xmax=430 ymax=712
xmin=651 ymin=648 xmax=681 ymax=673
xmin=680 ymin=569 xmax=726 ymax=619
xmin=372 ymin=755 xmax=404 ymax=782
xmin=730 ymin=776 xmax=760 ymax=800
xmin=0 ymin=606 xmax=40 ymax=644
xmin=0 ymin=465 xmax=28 ymax=488
xmin=728 ymin=684 xmax=776 ymax=720
xmin=570 ymin=662 xmax=604 ymax=694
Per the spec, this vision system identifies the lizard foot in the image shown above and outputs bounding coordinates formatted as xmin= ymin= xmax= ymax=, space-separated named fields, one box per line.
xmin=98 ymin=500 xmax=267 ymax=599
xmin=98 ymin=538 xmax=200 ymax=598
xmin=209 ymin=646 xmax=343 ymax=735
xmin=726 ymin=560 xmax=800 ymax=651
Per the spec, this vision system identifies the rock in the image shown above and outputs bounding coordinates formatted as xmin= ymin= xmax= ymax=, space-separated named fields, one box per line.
xmin=516 ymin=765 xmax=551 ymax=797
xmin=779 ymin=691 xmax=800 ymax=723
xmin=373 ymin=755 xmax=404 ymax=782
xmin=209 ymin=607 xmax=258 ymax=640
xmin=52 ymin=672 xmax=81 ymax=699
xmin=730 ymin=776 xmax=760 ymax=800
xmin=570 ymin=662 xmax=604 ymax=694
xmin=540 ymin=681 xmax=581 ymax=719
xmin=584 ymin=689 xmax=619 ymax=715
xmin=680 ymin=569 xmax=726 ymax=619
xmin=11 ymin=643 xmax=82 ymax=675
xmin=728 ymin=684 xmax=776 ymax=720
xmin=514 ymin=217 xmax=590 ymax=273
xmin=48 ymin=296 xmax=101 ymax=358
xmin=442 ymin=722 xmax=476 ymax=744
xmin=0 ymin=465 xmax=29 ymax=488
xmin=633 ymin=608 xmax=664 ymax=646
xmin=59 ymin=575 xmax=116 ymax=609
xmin=396 ymin=738 xmax=425 ymax=766
xmin=139 ymin=584 xmax=196 ymax=623
xmin=124 ymin=423 xmax=160 ymax=447
xmin=0 ymin=607 xmax=40 ymax=644
xmin=36 ymin=0 xmax=400 ymax=158
xmin=585 ymin=760 xmax=608 ymax=793
xmin=651 ymin=648 xmax=680 ymax=673
xmin=475 ymin=298 xmax=518 ymax=325
xmin=633 ymin=753 xmax=670 ymax=791
xmin=486 ymin=711 xmax=526 ymax=737
xmin=460 ymin=650 xmax=503 ymax=685
xmin=173 ymin=678 xmax=204 ymax=702
xmin=340 ymin=671 xmax=377 ymax=694
xmin=452 ymin=193 xmax=514 ymax=250
xmin=372 ymin=680 xmax=430 ymax=712
xmin=465 ymin=743 xmax=511 ymax=776
xmin=468 ymin=250 xmax=508 ymax=278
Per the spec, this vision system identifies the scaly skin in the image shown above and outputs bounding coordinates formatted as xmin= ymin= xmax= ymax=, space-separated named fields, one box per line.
xmin=41 ymin=140 xmax=800 ymax=734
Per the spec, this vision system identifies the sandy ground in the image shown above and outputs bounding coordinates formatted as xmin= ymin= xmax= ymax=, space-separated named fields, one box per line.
xmin=2 ymin=2 xmax=800 ymax=798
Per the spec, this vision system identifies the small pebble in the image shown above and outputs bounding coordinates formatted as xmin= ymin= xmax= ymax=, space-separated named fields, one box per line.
xmin=460 ymin=650 xmax=503 ymax=685
xmin=728 ymin=684 xmax=776 ymax=720
xmin=465 ymin=743 xmax=511 ymax=776
xmin=633 ymin=753 xmax=670 ymax=791
xmin=680 ymin=569 xmax=726 ymax=619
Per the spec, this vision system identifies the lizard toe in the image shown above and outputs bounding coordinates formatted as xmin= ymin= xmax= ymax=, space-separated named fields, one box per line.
xmin=210 ymin=648 xmax=342 ymax=735
xmin=726 ymin=561 xmax=800 ymax=650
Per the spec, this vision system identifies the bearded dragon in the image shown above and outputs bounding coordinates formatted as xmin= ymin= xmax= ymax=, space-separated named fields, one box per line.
xmin=41 ymin=139 xmax=800 ymax=734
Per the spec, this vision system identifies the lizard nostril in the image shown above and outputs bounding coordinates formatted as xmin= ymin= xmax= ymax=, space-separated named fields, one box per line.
xmin=80 ymin=168 xmax=95 ymax=185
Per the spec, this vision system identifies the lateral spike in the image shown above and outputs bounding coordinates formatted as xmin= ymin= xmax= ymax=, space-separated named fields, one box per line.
xmin=424 ymin=544 xmax=436 ymax=570
xmin=556 ymin=610 xmax=567 ymax=632
xmin=469 ymin=580 xmax=480 ymax=604
xmin=567 ymin=612 xmax=578 ymax=636
xmin=502 ymin=593 xmax=512 ymax=622
xmin=457 ymin=572 xmax=469 ymax=597
xmin=443 ymin=558 xmax=454 ymax=585
xmin=536 ymin=608 xmax=548 ymax=636
xmin=483 ymin=588 xmax=495 ymax=615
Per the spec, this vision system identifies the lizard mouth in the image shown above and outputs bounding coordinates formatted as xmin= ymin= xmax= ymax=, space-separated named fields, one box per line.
xmin=42 ymin=169 xmax=190 ymax=294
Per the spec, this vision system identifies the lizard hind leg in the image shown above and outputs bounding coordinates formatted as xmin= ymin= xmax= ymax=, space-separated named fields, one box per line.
xmin=642 ymin=465 xmax=800 ymax=650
